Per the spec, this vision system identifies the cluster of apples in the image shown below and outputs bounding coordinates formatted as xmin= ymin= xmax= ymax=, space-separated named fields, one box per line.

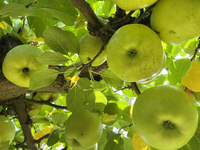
xmin=78 ymin=0 xmax=200 ymax=149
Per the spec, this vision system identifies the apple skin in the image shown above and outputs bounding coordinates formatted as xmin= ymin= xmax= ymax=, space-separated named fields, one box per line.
xmin=150 ymin=0 xmax=200 ymax=45
xmin=2 ymin=44 xmax=48 ymax=87
xmin=112 ymin=0 xmax=157 ymax=11
xmin=137 ymin=53 xmax=166 ymax=84
xmin=0 ymin=115 xmax=15 ymax=147
xmin=79 ymin=34 xmax=107 ymax=66
xmin=13 ymin=24 xmax=36 ymax=42
xmin=38 ymin=92 xmax=61 ymax=102
xmin=26 ymin=102 xmax=42 ymax=118
xmin=106 ymin=24 xmax=165 ymax=82
xmin=65 ymin=109 xmax=103 ymax=150
xmin=132 ymin=85 xmax=198 ymax=150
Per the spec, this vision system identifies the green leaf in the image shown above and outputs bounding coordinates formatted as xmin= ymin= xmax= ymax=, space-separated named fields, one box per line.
xmin=64 ymin=67 xmax=77 ymax=79
xmin=0 ymin=3 xmax=31 ymax=18
xmin=168 ymin=59 xmax=191 ymax=85
xmin=104 ymin=101 xmax=132 ymax=123
xmin=52 ymin=112 xmax=67 ymax=125
xmin=181 ymin=37 xmax=199 ymax=56
xmin=37 ymin=51 xmax=69 ymax=65
xmin=43 ymin=26 xmax=80 ymax=54
xmin=104 ymin=134 xmax=124 ymax=150
xmin=66 ymin=84 xmax=86 ymax=113
xmin=47 ymin=130 xmax=60 ymax=146
xmin=42 ymin=0 xmax=78 ymax=25
xmin=86 ymin=91 xmax=107 ymax=113
xmin=123 ymin=137 xmax=135 ymax=150
xmin=29 ymin=69 xmax=60 ymax=90
xmin=27 ymin=16 xmax=46 ymax=38
xmin=101 ymin=70 xmax=124 ymax=87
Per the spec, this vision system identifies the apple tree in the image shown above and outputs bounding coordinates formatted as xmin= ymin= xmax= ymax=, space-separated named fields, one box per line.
xmin=0 ymin=0 xmax=200 ymax=150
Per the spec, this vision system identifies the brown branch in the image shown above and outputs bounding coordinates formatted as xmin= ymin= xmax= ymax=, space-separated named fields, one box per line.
xmin=0 ymin=74 xmax=70 ymax=101
xmin=14 ymin=98 xmax=39 ymax=150
xmin=131 ymin=82 xmax=141 ymax=96
xmin=69 ymin=0 xmax=104 ymax=35
xmin=118 ymin=123 xmax=133 ymax=132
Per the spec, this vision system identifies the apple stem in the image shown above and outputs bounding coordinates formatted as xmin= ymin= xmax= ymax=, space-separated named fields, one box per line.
xmin=23 ymin=67 xmax=30 ymax=72
xmin=129 ymin=50 xmax=137 ymax=57
xmin=163 ymin=120 xmax=175 ymax=129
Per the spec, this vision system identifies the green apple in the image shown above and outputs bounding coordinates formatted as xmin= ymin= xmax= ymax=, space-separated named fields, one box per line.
xmin=106 ymin=24 xmax=165 ymax=82
xmin=0 ymin=115 xmax=15 ymax=147
xmin=2 ymin=44 xmax=48 ymax=87
xmin=65 ymin=109 xmax=103 ymax=150
xmin=150 ymin=0 xmax=200 ymax=45
xmin=38 ymin=92 xmax=61 ymax=102
xmin=132 ymin=85 xmax=198 ymax=150
xmin=78 ymin=34 xmax=107 ymax=66
xmin=13 ymin=24 xmax=36 ymax=42
xmin=112 ymin=0 xmax=157 ymax=11
xmin=26 ymin=102 xmax=42 ymax=118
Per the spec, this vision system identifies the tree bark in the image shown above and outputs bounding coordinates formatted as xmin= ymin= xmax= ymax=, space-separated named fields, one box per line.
xmin=14 ymin=100 xmax=39 ymax=150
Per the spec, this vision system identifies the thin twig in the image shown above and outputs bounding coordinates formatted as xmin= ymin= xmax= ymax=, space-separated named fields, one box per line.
xmin=23 ymin=98 xmax=68 ymax=110
xmin=190 ymin=37 xmax=200 ymax=62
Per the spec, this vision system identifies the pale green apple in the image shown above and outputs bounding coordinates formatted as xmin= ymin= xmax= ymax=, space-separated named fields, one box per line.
xmin=112 ymin=0 xmax=157 ymax=11
xmin=0 ymin=115 xmax=15 ymax=147
xmin=2 ymin=44 xmax=48 ymax=87
xmin=65 ymin=109 xmax=103 ymax=150
xmin=132 ymin=85 xmax=198 ymax=150
xmin=150 ymin=0 xmax=200 ymax=45
xmin=106 ymin=24 xmax=165 ymax=82
xmin=26 ymin=102 xmax=42 ymax=118
xmin=79 ymin=34 xmax=107 ymax=66
xmin=38 ymin=92 xmax=61 ymax=102
xmin=13 ymin=24 xmax=36 ymax=42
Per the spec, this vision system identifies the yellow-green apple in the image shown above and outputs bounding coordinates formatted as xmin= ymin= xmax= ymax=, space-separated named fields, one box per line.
xmin=78 ymin=34 xmax=106 ymax=66
xmin=150 ymin=0 xmax=200 ymax=45
xmin=38 ymin=92 xmax=61 ymax=102
xmin=106 ymin=24 xmax=165 ymax=82
xmin=132 ymin=85 xmax=198 ymax=150
xmin=2 ymin=44 xmax=48 ymax=87
xmin=65 ymin=109 xmax=103 ymax=150
xmin=13 ymin=24 xmax=36 ymax=42
xmin=112 ymin=0 xmax=157 ymax=11
xmin=0 ymin=115 xmax=15 ymax=147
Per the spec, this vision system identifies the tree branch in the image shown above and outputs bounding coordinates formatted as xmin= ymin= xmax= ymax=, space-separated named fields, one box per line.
xmin=14 ymin=98 xmax=39 ymax=150
xmin=190 ymin=37 xmax=200 ymax=62
xmin=23 ymin=98 xmax=67 ymax=110
xmin=69 ymin=0 xmax=104 ymax=36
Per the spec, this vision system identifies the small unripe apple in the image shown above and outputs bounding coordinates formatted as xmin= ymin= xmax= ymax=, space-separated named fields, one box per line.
xmin=0 ymin=115 xmax=15 ymax=147
xmin=38 ymin=92 xmax=61 ymax=102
